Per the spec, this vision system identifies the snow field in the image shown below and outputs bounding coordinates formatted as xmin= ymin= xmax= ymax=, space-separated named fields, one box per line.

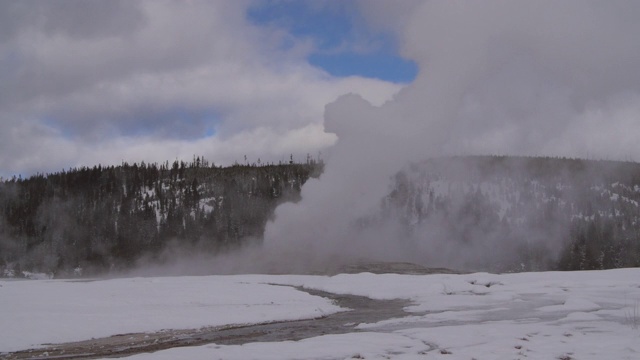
xmin=129 ymin=321 xmax=639 ymax=360
xmin=2 ymin=269 xmax=640 ymax=359
xmin=0 ymin=276 xmax=344 ymax=352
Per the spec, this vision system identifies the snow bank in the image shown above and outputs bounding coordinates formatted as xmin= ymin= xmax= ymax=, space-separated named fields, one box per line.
xmin=123 ymin=332 xmax=429 ymax=360
xmin=0 ymin=275 xmax=343 ymax=352
xmin=124 ymin=269 xmax=640 ymax=360
xmin=3 ymin=269 xmax=640 ymax=359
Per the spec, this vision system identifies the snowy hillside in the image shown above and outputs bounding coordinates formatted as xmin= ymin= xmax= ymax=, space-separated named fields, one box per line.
xmin=378 ymin=156 xmax=640 ymax=272
xmin=0 ymin=161 xmax=320 ymax=277
xmin=2 ymin=156 xmax=640 ymax=277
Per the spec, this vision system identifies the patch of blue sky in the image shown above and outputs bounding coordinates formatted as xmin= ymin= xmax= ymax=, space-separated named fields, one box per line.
xmin=132 ymin=107 xmax=219 ymax=140
xmin=248 ymin=1 xmax=353 ymax=50
xmin=45 ymin=107 xmax=219 ymax=140
xmin=202 ymin=116 xmax=218 ymax=138
xmin=309 ymin=50 xmax=417 ymax=83
xmin=39 ymin=116 xmax=75 ymax=140
xmin=247 ymin=1 xmax=417 ymax=84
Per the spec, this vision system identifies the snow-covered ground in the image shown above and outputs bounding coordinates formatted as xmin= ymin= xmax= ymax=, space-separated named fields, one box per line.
xmin=0 ymin=276 xmax=343 ymax=353
xmin=2 ymin=269 xmax=640 ymax=359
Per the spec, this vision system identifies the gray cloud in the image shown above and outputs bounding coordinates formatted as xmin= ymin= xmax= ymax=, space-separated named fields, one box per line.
xmin=0 ymin=0 xmax=401 ymax=176
xmin=340 ymin=0 xmax=640 ymax=161
xmin=0 ymin=0 xmax=144 ymax=42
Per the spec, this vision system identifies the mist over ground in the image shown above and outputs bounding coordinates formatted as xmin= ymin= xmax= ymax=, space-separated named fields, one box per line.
xmin=249 ymin=1 xmax=640 ymax=274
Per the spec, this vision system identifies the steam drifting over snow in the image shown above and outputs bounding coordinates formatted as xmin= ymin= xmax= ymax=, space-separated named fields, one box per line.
xmin=258 ymin=1 xmax=640 ymax=272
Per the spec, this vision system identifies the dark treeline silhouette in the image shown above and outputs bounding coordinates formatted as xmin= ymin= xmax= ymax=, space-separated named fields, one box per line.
xmin=0 ymin=157 xmax=322 ymax=277
xmin=382 ymin=156 xmax=640 ymax=272
xmin=2 ymin=155 xmax=640 ymax=277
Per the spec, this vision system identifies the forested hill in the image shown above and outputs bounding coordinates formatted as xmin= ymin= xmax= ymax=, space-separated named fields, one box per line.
xmin=2 ymin=155 xmax=640 ymax=278
xmin=382 ymin=156 xmax=640 ymax=272
xmin=0 ymin=159 xmax=322 ymax=277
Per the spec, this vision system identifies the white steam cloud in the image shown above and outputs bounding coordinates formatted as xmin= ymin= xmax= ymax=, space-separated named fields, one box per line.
xmin=257 ymin=1 xmax=640 ymax=272
xmin=123 ymin=1 xmax=640 ymax=275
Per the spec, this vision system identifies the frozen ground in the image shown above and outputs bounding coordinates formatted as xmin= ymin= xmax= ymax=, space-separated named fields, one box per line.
xmin=0 ymin=276 xmax=343 ymax=353
xmin=2 ymin=269 xmax=640 ymax=359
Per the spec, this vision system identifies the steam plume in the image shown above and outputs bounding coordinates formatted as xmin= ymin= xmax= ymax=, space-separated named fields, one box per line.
xmin=258 ymin=1 xmax=640 ymax=272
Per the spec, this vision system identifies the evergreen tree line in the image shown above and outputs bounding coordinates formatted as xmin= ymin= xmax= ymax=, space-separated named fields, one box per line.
xmin=0 ymin=157 xmax=322 ymax=277
xmin=2 ymin=155 xmax=639 ymax=277
xmin=382 ymin=156 xmax=640 ymax=272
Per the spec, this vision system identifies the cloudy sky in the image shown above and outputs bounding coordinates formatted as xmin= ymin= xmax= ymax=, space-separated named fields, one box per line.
xmin=2 ymin=0 xmax=640 ymax=178
xmin=0 ymin=0 xmax=412 ymax=177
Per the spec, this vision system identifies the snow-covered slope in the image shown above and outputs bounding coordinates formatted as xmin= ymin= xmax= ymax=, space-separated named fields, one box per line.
xmin=376 ymin=156 xmax=640 ymax=272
